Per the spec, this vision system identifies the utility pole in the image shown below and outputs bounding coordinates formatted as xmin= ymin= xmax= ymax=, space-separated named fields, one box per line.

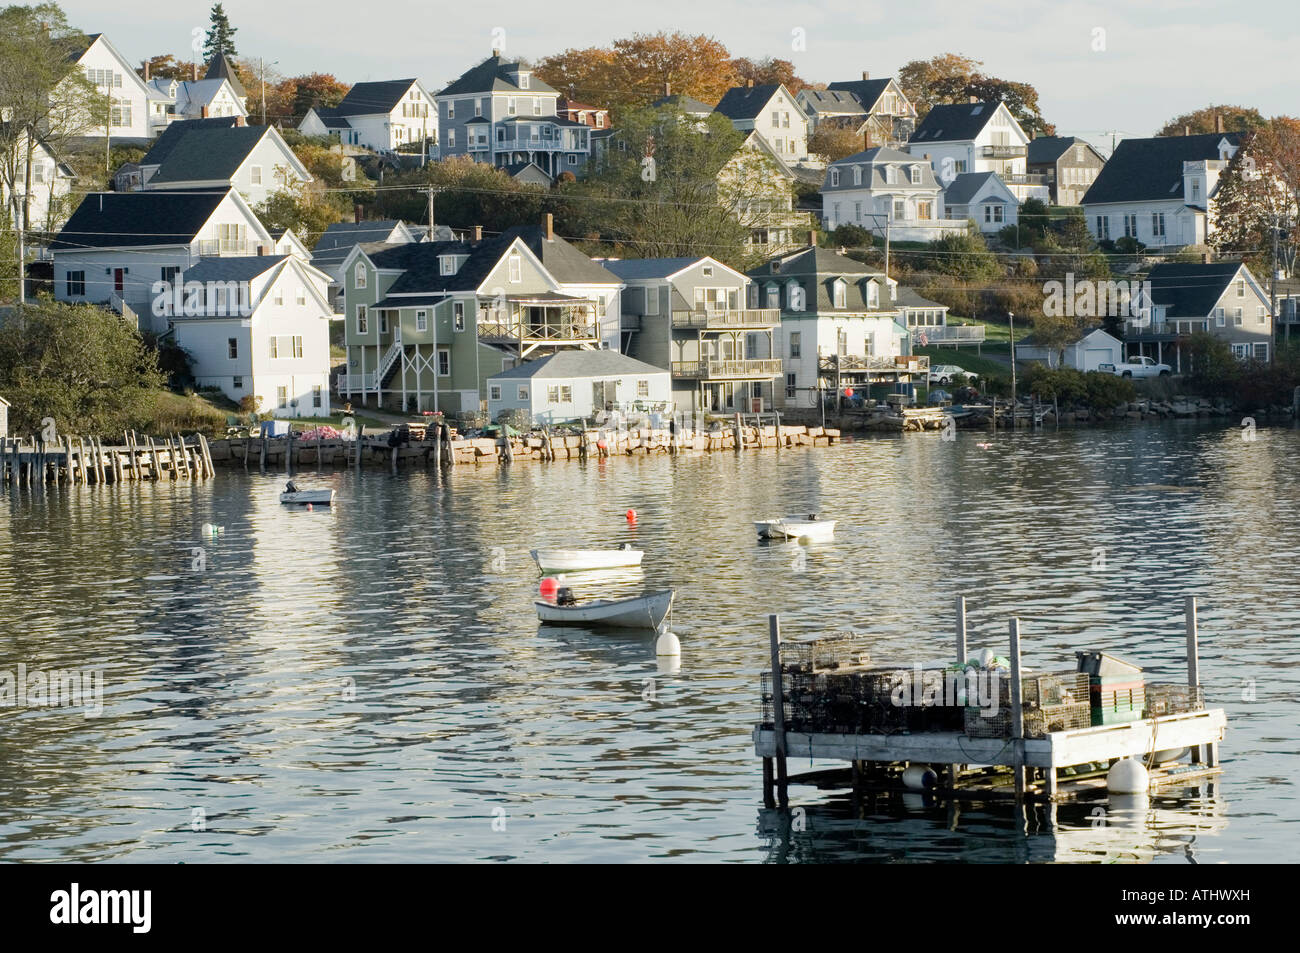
xmin=261 ymin=57 xmax=266 ymax=126
xmin=1272 ymin=216 xmax=1284 ymax=352
xmin=426 ymin=187 xmax=436 ymax=241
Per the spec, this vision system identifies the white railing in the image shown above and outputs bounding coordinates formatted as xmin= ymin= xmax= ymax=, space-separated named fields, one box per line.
xmin=376 ymin=339 xmax=403 ymax=383
xmin=911 ymin=325 xmax=986 ymax=344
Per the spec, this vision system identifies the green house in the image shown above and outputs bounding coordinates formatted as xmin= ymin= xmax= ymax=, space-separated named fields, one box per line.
xmin=339 ymin=218 xmax=623 ymax=414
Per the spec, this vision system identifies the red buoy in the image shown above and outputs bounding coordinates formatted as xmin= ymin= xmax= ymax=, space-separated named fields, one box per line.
xmin=539 ymin=577 xmax=559 ymax=599
xmin=596 ymin=439 xmax=608 ymax=450
xmin=626 ymin=509 xmax=637 ymax=523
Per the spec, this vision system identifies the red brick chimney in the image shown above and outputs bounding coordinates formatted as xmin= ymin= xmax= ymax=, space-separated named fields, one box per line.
xmin=354 ymin=203 xmax=363 ymax=224
xmin=544 ymin=213 xmax=554 ymax=240
xmin=472 ymin=225 xmax=482 ymax=241
xmin=235 ymin=115 xmax=245 ymax=127
xmin=200 ymin=105 xmax=209 ymax=118
xmin=1215 ymin=113 xmax=1224 ymax=133
xmin=746 ymin=79 xmax=754 ymax=89
xmin=968 ymin=95 xmax=978 ymax=104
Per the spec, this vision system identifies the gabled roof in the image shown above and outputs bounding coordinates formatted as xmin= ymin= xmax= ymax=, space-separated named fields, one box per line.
xmin=753 ymin=245 xmax=876 ymax=278
xmin=149 ymin=125 xmax=305 ymax=185
xmin=651 ymin=94 xmax=714 ymax=116
xmin=502 ymin=162 xmax=553 ymax=186
xmin=204 ymin=52 xmax=246 ymax=99
xmin=943 ymin=171 xmax=1013 ymax=206
xmin=305 ymin=105 xmax=352 ymax=129
xmin=830 ymin=145 xmax=919 ymax=166
xmin=65 ymin=33 xmax=152 ymax=95
xmin=894 ymin=286 xmax=949 ymax=310
xmin=490 ymin=349 xmax=667 ymax=381
xmin=713 ymin=84 xmax=787 ymax=121
xmin=1017 ymin=325 xmax=1114 ymax=348
xmin=181 ymin=255 xmax=288 ymax=283
xmin=748 ymin=246 xmax=897 ymax=313
xmin=141 ymin=116 xmax=244 ymax=167
xmin=500 ymin=225 xmax=621 ymax=284
xmin=1145 ymin=262 xmax=1250 ymax=316
xmin=1081 ymin=133 xmax=1241 ymax=205
xmin=313 ymin=220 xmax=416 ymax=252
xmin=51 ymin=188 xmax=241 ymax=250
xmin=172 ymin=79 xmax=242 ymax=112
xmin=335 ymin=79 xmax=425 ymax=117
xmin=909 ymin=102 xmax=1002 ymax=144
xmin=437 ymin=56 xmax=558 ymax=97
xmin=1027 ymin=135 xmax=1095 ymax=165
xmin=825 ymin=79 xmax=895 ymax=112
xmin=800 ymin=89 xmax=868 ymax=116
xmin=601 ymin=257 xmax=705 ymax=280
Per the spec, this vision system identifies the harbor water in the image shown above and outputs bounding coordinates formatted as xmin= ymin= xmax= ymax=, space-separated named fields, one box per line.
xmin=0 ymin=420 xmax=1296 ymax=862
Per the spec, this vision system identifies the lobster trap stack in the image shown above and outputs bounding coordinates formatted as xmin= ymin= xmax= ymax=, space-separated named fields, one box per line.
xmin=1144 ymin=684 xmax=1206 ymax=718
xmin=963 ymin=671 xmax=1092 ymax=739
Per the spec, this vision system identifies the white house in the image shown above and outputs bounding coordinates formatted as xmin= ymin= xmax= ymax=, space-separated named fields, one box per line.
xmin=1082 ymin=133 xmax=1241 ymax=249
xmin=906 ymin=101 xmax=1047 ymax=203
xmin=63 ymin=33 xmax=152 ymax=143
xmin=269 ymin=228 xmax=311 ymax=260
xmin=139 ymin=123 xmax=310 ymax=207
xmin=821 ymin=146 xmax=967 ymax=242
xmin=713 ymin=83 xmax=808 ymax=161
xmin=2 ymin=128 xmax=76 ymax=236
xmin=170 ymin=255 xmax=334 ymax=417
xmin=801 ymin=74 xmax=917 ymax=146
xmin=50 ymin=187 xmax=274 ymax=331
xmin=748 ymin=244 xmax=913 ymax=410
xmin=301 ymin=79 xmax=436 ymax=154
xmin=1015 ymin=327 xmax=1124 ymax=371
xmin=145 ymin=77 xmax=248 ymax=133
xmin=487 ymin=350 xmax=671 ymax=424
xmin=942 ymin=172 xmax=1019 ymax=233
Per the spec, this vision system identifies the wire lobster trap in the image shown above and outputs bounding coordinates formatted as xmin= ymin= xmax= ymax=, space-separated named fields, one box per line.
xmin=781 ymin=632 xmax=872 ymax=674
xmin=964 ymin=699 xmax=1092 ymax=739
xmin=1143 ymin=684 xmax=1205 ymax=717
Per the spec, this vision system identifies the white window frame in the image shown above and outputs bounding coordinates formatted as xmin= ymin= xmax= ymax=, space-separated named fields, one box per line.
xmin=416 ymin=309 xmax=428 ymax=332
xmin=437 ymin=347 xmax=451 ymax=376
xmin=357 ymin=304 xmax=368 ymax=334
xmin=354 ymin=262 xmax=366 ymax=288
xmin=508 ymin=255 xmax=521 ymax=283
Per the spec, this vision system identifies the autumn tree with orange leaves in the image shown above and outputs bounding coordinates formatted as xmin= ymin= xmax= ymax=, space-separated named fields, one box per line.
xmin=1211 ymin=118 xmax=1300 ymax=277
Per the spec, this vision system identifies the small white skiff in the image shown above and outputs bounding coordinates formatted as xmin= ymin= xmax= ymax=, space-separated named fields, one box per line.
xmin=755 ymin=515 xmax=836 ymax=541
xmin=530 ymin=546 xmax=644 ymax=573
xmin=280 ymin=482 xmax=335 ymax=505
xmin=535 ymin=589 xmax=674 ymax=630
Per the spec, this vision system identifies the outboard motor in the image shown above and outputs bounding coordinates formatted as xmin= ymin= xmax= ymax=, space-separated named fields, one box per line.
xmin=556 ymin=587 xmax=577 ymax=606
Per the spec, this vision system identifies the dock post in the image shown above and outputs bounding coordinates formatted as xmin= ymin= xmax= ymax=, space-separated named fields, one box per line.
xmin=1009 ymin=617 xmax=1026 ymax=801
xmin=78 ymin=436 xmax=90 ymax=483
xmin=198 ymin=432 xmax=214 ymax=479
xmin=768 ymin=614 xmax=789 ymax=809
xmin=955 ymin=595 xmax=968 ymax=665
xmin=733 ymin=413 xmax=742 ymax=452
xmin=286 ymin=428 xmax=294 ymax=476
xmin=315 ymin=430 xmax=322 ymax=473
xmin=1186 ymin=596 xmax=1203 ymax=764
xmin=260 ymin=429 xmax=268 ymax=472
xmin=63 ymin=435 xmax=74 ymax=484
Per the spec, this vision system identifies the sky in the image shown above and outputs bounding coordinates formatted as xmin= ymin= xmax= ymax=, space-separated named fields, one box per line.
xmin=58 ymin=0 xmax=1300 ymax=154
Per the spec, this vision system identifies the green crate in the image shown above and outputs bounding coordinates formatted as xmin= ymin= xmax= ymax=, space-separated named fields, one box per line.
xmin=1089 ymin=674 xmax=1144 ymax=690
xmin=1091 ymin=705 xmax=1145 ymax=726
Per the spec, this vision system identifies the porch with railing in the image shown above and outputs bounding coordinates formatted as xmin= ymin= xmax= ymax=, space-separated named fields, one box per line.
xmin=477 ymin=297 xmax=600 ymax=357
xmin=671 ymin=358 xmax=784 ymax=380
xmin=671 ymin=308 xmax=781 ymax=329
xmin=910 ymin=324 xmax=986 ymax=345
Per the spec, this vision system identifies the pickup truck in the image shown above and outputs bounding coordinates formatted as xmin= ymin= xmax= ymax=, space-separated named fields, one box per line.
xmin=1098 ymin=357 xmax=1172 ymax=379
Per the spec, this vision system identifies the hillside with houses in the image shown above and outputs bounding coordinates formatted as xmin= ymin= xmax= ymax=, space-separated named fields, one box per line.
xmin=2 ymin=3 xmax=1299 ymax=437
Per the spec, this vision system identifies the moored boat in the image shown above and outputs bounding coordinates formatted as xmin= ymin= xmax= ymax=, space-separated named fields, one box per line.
xmin=535 ymin=589 xmax=674 ymax=630
xmin=754 ymin=515 xmax=837 ymax=541
xmin=280 ymin=481 xmax=335 ymax=505
xmin=530 ymin=546 xmax=644 ymax=573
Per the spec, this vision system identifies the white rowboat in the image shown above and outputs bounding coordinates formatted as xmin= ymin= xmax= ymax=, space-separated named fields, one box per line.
xmin=755 ymin=516 xmax=837 ymax=541
xmin=280 ymin=488 xmax=335 ymax=505
xmin=531 ymin=547 xmax=644 ymax=573
xmin=535 ymin=589 xmax=674 ymax=630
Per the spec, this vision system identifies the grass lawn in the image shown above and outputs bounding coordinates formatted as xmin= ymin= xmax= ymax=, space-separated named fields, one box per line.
xmin=288 ymin=411 xmax=391 ymax=430
xmin=914 ymin=347 xmax=1013 ymax=381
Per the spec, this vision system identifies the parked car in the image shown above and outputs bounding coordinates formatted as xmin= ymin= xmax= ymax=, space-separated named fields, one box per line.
xmin=928 ymin=364 xmax=978 ymax=386
xmin=1098 ymin=357 xmax=1172 ymax=379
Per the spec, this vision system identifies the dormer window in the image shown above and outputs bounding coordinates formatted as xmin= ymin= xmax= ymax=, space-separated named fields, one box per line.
xmin=832 ymin=279 xmax=847 ymax=309
xmin=852 ymin=166 xmax=862 ymax=185
xmin=866 ymin=281 xmax=879 ymax=308
xmin=764 ymin=282 xmax=779 ymax=309
xmin=830 ymin=168 xmax=840 ymax=187
xmin=519 ymin=73 xmax=530 ymax=90
xmin=440 ymin=255 xmax=461 ymax=276
xmin=885 ymin=166 xmax=895 ymax=185
xmin=909 ymin=166 xmax=920 ymax=184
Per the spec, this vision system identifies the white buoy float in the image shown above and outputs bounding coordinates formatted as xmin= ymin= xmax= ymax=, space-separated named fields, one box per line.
xmin=655 ymin=625 xmax=681 ymax=657
xmin=201 ymin=522 xmax=224 ymax=537
xmin=902 ymin=765 xmax=938 ymax=791
xmin=1107 ymin=758 xmax=1149 ymax=794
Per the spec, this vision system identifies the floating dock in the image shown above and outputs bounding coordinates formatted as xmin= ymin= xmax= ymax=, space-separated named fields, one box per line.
xmin=756 ymin=596 xmax=1225 ymax=807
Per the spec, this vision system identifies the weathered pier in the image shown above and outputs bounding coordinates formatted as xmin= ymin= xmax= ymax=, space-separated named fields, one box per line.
xmin=756 ymin=596 xmax=1225 ymax=807
xmin=0 ymin=432 xmax=214 ymax=486
xmin=207 ymin=418 xmax=842 ymax=471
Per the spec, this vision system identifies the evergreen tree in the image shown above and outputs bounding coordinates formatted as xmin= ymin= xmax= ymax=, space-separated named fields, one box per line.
xmin=203 ymin=3 xmax=238 ymax=60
